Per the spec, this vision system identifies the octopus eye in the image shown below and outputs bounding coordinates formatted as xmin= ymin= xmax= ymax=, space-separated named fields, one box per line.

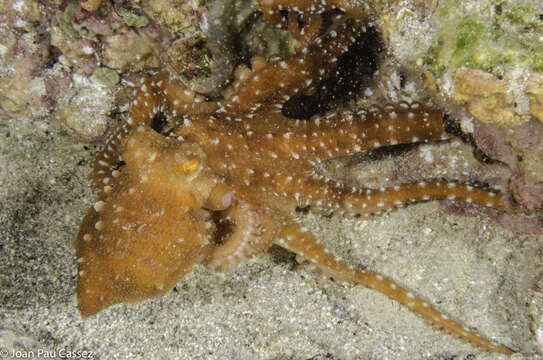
xmin=182 ymin=159 xmax=200 ymax=174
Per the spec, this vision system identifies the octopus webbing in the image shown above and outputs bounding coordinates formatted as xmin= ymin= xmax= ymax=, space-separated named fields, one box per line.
xmin=75 ymin=3 xmax=513 ymax=355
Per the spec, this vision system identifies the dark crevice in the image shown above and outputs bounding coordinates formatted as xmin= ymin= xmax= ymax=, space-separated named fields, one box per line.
xmin=443 ymin=114 xmax=496 ymax=164
xmin=295 ymin=205 xmax=311 ymax=214
xmin=209 ymin=211 xmax=235 ymax=245
xmin=113 ymin=159 xmax=126 ymax=170
xmin=151 ymin=111 xmax=169 ymax=134
xmin=282 ymin=26 xmax=382 ymax=120
xmin=46 ymin=45 xmax=62 ymax=69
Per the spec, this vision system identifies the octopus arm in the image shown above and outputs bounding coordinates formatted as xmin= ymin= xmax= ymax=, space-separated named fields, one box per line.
xmin=205 ymin=201 xmax=279 ymax=272
xmin=340 ymin=181 xmax=503 ymax=216
xmin=275 ymin=220 xmax=514 ymax=354
xmin=271 ymin=170 xmax=503 ymax=217
xmin=221 ymin=17 xmax=364 ymax=116
xmin=91 ymin=128 xmax=125 ymax=195
xmin=91 ymin=75 xmax=166 ymax=192
xmin=259 ymin=0 xmax=366 ymax=21
xmin=272 ymin=103 xmax=449 ymax=163
xmin=132 ymin=72 xmax=217 ymax=124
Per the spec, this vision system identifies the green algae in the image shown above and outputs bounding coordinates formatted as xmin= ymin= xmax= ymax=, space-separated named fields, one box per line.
xmin=504 ymin=4 xmax=543 ymax=30
xmin=427 ymin=0 xmax=543 ymax=77
xmin=454 ymin=19 xmax=486 ymax=53
xmin=91 ymin=67 xmax=120 ymax=87
xmin=56 ymin=3 xmax=97 ymax=40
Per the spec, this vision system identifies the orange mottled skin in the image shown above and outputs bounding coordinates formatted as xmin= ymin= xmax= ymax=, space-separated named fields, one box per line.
xmin=75 ymin=4 xmax=513 ymax=355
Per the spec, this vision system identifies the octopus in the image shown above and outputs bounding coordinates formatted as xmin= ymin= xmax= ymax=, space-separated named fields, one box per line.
xmin=75 ymin=0 xmax=514 ymax=355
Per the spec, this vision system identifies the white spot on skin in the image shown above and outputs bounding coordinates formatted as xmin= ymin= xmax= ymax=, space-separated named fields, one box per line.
xmin=95 ymin=221 xmax=104 ymax=231
xmin=94 ymin=201 xmax=105 ymax=212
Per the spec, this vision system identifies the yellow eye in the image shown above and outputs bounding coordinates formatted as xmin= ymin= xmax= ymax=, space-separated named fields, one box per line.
xmin=183 ymin=159 xmax=200 ymax=174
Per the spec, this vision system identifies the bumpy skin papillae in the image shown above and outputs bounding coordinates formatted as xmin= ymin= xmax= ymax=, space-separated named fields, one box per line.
xmin=75 ymin=3 xmax=513 ymax=355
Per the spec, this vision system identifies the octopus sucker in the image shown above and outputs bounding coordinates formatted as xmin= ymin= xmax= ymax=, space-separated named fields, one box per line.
xmin=205 ymin=201 xmax=279 ymax=272
xmin=75 ymin=3 xmax=516 ymax=355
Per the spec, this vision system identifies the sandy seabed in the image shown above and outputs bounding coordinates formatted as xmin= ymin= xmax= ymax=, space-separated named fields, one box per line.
xmin=0 ymin=114 xmax=539 ymax=360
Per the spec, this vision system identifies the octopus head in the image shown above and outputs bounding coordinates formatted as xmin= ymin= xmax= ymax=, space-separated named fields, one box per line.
xmin=76 ymin=125 xmax=217 ymax=317
xmin=122 ymin=125 xmax=210 ymax=196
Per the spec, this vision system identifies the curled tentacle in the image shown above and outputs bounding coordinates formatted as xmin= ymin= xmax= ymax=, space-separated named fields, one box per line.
xmin=204 ymin=183 xmax=235 ymax=211
xmin=205 ymin=201 xmax=278 ymax=272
